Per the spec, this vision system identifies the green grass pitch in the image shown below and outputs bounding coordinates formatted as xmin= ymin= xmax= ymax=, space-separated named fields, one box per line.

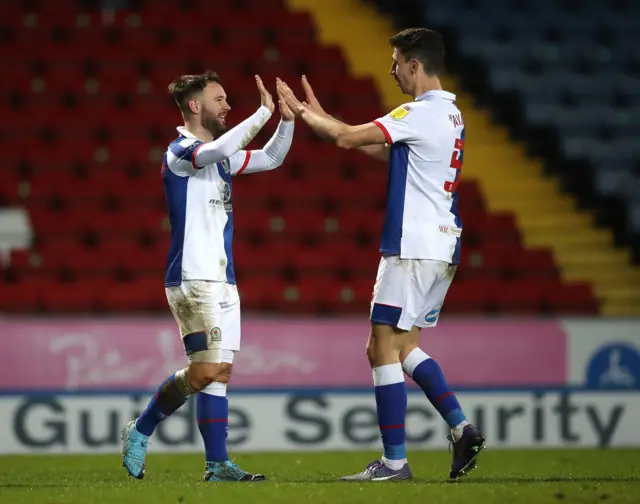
xmin=0 ymin=450 xmax=638 ymax=503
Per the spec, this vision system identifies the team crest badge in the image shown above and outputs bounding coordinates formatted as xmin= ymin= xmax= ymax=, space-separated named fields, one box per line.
xmin=218 ymin=180 xmax=231 ymax=202
xmin=208 ymin=327 xmax=222 ymax=348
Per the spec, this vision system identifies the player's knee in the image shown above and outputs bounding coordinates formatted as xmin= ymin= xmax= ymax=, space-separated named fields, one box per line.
xmin=399 ymin=344 xmax=419 ymax=364
xmin=187 ymin=362 xmax=226 ymax=392
xmin=368 ymin=324 xmax=409 ymax=366
xmin=217 ymin=350 xmax=235 ymax=384
xmin=214 ymin=363 xmax=233 ymax=384
xmin=366 ymin=335 xmax=393 ymax=367
xmin=368 ymin=346 xmax=396 ymax=367
xmin=365 ymin=340 xmax=377 ymax=368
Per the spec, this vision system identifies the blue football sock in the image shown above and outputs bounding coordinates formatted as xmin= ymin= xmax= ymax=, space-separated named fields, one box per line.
xmin=197 ymin=383 xmax=229 ymax=463
xmin=373 ymin=363 xmax=407 ymax=462
xmin=403 ymin=348 xmax=467 ymax=428
xmin=136 ymin=370 xmax=190 ymax=436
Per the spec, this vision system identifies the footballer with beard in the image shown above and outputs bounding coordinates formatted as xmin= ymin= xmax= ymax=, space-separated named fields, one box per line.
xmin=121 ymin=72 xmax=295 ymax=482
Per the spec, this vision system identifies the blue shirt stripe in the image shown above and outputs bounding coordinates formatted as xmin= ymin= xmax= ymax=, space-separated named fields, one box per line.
xmin=380 ymin=143 xmax=410 ymax=255
xmin=163 ymin=145 xmax=189 ymax=286
xmin=168 ymin=138 xmax=203 ymax=163
xmin=216 ymin=162 xmax=236 ymax=285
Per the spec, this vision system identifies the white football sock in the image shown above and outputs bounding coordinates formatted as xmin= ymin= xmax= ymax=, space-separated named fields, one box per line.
xmin=451 ymin=420 xmax=470 ymax=441
xmin=382 ymin=456 xmax=407 ymax=471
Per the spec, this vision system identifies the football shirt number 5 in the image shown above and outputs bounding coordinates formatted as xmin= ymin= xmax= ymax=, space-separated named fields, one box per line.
xmin=444 ymin=138 xmax=464 ymax=193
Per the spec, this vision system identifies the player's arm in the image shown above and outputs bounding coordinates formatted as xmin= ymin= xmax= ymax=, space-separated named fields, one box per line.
xmin=229 ymin=120 xmax=294 ymax=175
xmin=335 ymin=123 xmax=387 ymax=150
xmin=192 ymin=106 xmax=272 ymax=167
xmin=320 ymin=117 xmax=389 ymax=161
xmin=303 ymin=109 xmax=388 ymax=159
xmin=192 ymin=76 xmax=275 ymax=168
xmin=369 ymin=104 xmax=419 ymax=146
xmin=280 ymin=77 xmax=389 ymax=160
xmin=299 ymin=75 xmax=418 ymax=150
xmin=229 ymin=86 xmax=296 ymax=175
xmin=296 ymin=108 xmax=387 ymax=151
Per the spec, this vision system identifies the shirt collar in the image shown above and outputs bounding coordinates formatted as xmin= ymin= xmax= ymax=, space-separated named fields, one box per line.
xmin=176 ymin=126 xmax=198 ymax=139
xmin=415 ymin=90 xmax=456 ymax=102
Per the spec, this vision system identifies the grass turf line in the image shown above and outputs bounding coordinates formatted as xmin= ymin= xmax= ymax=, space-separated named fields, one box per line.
xmin=0 ymin=449 xmax=639 ymax=504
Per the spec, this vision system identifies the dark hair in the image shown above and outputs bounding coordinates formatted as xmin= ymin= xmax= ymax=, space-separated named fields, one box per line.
xmin=168 ymin=71 xmax=221 ymax=114
xmin=390 ymin=28 xmax=445 ymax=76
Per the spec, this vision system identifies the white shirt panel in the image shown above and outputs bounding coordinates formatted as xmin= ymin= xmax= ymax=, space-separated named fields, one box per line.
xmin=163 ymin=134 xmax=235 ymax=286
xmin=373 ymin=90 xmax=464 ymax=263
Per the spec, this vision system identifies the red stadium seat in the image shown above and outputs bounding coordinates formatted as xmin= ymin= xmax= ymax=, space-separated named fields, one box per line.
xmin=96 ymin=277 xmax=161 ymax=312
xmin=336 ymin=244 xmax=381 ymax=278
xmin=490 ymin=277 xmax=556 ymax=314
xmin=278 ymin=276 xmax=341 ymax=314
xmin=289 ymin=246 xmax=340 ymax=275
xmin=237 ymin=274 xmax=283 ymax=311
xmin=458 ymin=248 xmax=504 ymax=281
xmin=544 ymin=282 xmax=599 ymax=314
xmin=233 ymin=241 xmax=289 ymax=276
xmin=481 ymin=213 xmax=522 ymax=245
xmin=0 ymin=173 xmax=22 ymax=206
xmin=326 ymin=277 xmax=373 ymax=314
xmin=38 ymin=242 xmax=101 ymax=273
xmin=458 ymin=242 xmax=523 ymax=280
xmin=0 ymin=277 xmax=51 ymax=312
xmin=444 ymin=278 xmax=499 ymax=314
xmin=506 ymin=248 xmax=559 ymax=279
xmin=42 ymin=279 xmax=99 ymax=312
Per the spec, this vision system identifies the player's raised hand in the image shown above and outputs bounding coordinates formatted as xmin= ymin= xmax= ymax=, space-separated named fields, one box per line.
xmin=255 ymin=75 xmax=275 ymax=113
xmin=301 ymin=75 xmax=328 ymax=117
xmin=276 ymin=78 xmax=306 ymax=117
xmin=277 ymin=85 xmax=295 ymax=122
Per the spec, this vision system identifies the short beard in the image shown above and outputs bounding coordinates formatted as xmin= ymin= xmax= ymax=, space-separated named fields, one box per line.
xmin=202 ymin=117 xmax=227 ymax=139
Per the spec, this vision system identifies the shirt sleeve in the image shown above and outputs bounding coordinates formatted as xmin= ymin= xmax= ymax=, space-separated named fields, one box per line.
xmin=228 ymin=150 xmax=252 ymax=176
xmin=372 ymin=103 xmax=419 ymax=145
xmin=228 ymin=120 xmax=295 ymax=176
xmin=166 ymin=138 xmax=205 ymax=176
xmin=192 ymin=105 xmax=273 ymax=168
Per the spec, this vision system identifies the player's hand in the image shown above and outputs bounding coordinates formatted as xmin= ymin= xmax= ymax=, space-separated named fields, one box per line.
xmin=277 ymin=85 xmax=295 ymax=122
xmin=256 ymin=75 xmax=275 ymax=113
xmin=276 ymin=78 xmax=306 ymax=117
xmin=301 ymin=75 xmax=328 ymax=117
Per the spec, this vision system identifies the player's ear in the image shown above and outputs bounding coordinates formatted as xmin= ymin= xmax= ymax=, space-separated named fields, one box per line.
xmin=410 ymin=59 xmax=420 ymax=75
xmin=188 ymin=97 xmax=200 ymax=114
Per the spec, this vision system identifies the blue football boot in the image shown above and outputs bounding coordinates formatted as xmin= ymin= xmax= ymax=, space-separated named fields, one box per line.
xmin=203 ymin=460 xmax=266 ymax=482
xmin=121 ymin=420 xmax=149 ymax=479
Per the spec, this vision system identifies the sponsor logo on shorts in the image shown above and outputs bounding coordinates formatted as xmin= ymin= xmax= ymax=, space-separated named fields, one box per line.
xmin=425 ymin=306 xmax=441 ymax=325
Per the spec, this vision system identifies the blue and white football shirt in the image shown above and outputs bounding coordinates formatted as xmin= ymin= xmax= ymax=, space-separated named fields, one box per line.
xmin=373 ymin=90 xmax=465 ymax=264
